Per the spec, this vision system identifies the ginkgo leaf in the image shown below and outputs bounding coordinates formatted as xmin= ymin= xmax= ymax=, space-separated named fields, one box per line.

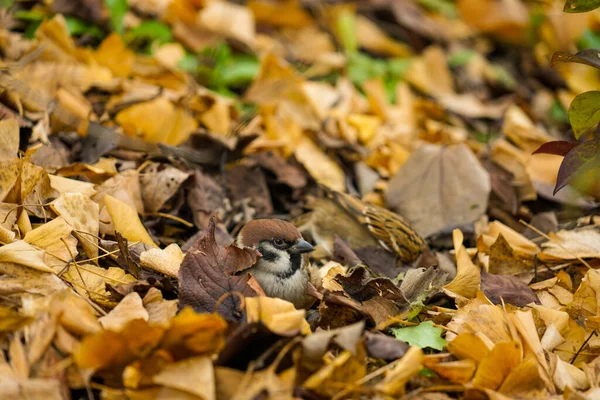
xmin=51 ymin=193 xmax=99 ymax=259
xmin=0 ymin=241 xmax=52 ymax=273
xmin=104 ymin=194 xmax=157 ymax=247
xmin=443 ymin=229 xmax=481 ymax=300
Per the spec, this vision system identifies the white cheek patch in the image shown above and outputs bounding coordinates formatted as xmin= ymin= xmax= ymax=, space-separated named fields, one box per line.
xmin=257 ymin=243 xmax=291 ymax=274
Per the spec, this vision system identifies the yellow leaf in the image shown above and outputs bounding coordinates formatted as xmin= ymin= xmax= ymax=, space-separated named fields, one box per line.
xmin=63 ymin=264 xmax=136 ymax=307
xmin=356 ymin=16 xmax=412 ymax=57
xmin=0 ymin=240 xmax=51 ymax=272
xmin=51 ymin=193 xmax=100 ymax=259
xmin=246 ymin=297 xmax=311 ymax=335
xmin=95 ymin=33 xmax=135 ymax=77
xmin=197 ymin=1 xmax=255 ymax=47
xmin=443 ymin=229 xmax=481 ymax=300
xmin=0 ymin=119 xmax=19 ymax=162
xmin=116 ymin=97 xmax=197 ymax=145
xmin=24 ymin=216 xmax=77 ymax=271
xmin=153 ymin=356 xmax=215 ymax=400
xmin=99 ymin=293 xmax=149 ymax=331
xmin=473 ymin=341 xmax=522 ymax=390
xmin=140 ymin=244 xmax=184 ymax=278
xmin=104 ymin=194 xmax=157 ymax=247
xmin=376 ymin=346 xmax=423 ymax=396
xmin=294 ymin=136 xmax=345 ymax=192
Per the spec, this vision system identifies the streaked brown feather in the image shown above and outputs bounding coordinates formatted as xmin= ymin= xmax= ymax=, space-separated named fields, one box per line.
xmin=326 ymin=189 xmax=425 ymax=262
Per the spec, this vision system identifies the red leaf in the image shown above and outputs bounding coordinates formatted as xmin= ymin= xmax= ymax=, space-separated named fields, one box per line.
xmin=178 ymin=216 xmax=260 ymax=322
xmin=532 ymin=141 xmax=578 ymax=156
xmin=554 ymin=140 xmax=599 ymax=194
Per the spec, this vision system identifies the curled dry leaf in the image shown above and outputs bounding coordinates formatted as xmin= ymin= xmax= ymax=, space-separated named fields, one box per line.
xmin=443 ymin=230 xmax=481 ymax=301
xmin=178 ymin=217 xmax=259 ymax=322
xmin=98 ymin=292 xmax=149 ymax=331
xmin=140 ymin=163 xmax=190 ymax=213
xmin=245 ymin=296 xmax=311 ymax=336
xmin=104 ymin=194 xmax=157 ymax=247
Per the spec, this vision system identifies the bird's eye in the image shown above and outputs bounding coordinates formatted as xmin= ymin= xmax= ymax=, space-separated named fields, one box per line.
xmin=273 ymin=238 xmax=285 ymax=248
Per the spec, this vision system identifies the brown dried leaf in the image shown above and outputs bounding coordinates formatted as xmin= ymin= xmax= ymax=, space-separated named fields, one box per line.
xmin=178 ymin=217 xmax=259 ymax=322
xmin=140 ymin=163 xmax=190 ymax=213
xmin=480 ymin=270 xmax=540 ymax=307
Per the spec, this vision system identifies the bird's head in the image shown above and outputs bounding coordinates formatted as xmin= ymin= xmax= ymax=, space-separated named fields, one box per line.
xmin=237 ymin=219 xmax=314 ymax=277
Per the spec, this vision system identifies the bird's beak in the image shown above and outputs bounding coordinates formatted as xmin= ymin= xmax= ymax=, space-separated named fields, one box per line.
xmin=288 ymin=239 xmax=314 ymax=254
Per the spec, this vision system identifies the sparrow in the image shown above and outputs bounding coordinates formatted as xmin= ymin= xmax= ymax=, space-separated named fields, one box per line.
xmin=297 ymin=189 xmax=426 ymax=263
xmin=237 ymin=219 xmax=316 ymax=309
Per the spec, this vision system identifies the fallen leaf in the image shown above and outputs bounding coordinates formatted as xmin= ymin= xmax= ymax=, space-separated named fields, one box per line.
xmin=391 ymin=321 xmax=447 ymax=350
xmin=443 ymin=230 xmax=481 ymax=300
xmin=140 ymin=163 xmax=190 ymax=213
xmin=104 ymin=194 xmax=157 ymax=247
xmin=364 ymin=332 xmax=409 ymax=361
xmin=51 ymin=192 xmax=100 ymax=259
xmin=480 ymin=270 xmax=539 ymax=307
xmin=116 ymin=97 xmax=198 ymax=146
xmin=540 ymin=229 xmax=600 ymax=261
xmin=245 ymin=296 xmax=311 ymax=336
xmin=153 ymin=356 xmax=215 ymax=400
xmin=178 ymin=217 xmax=259 ymax=322
xmin=99 ymin=292 xmax=149 ymax=331
xmin=472 ymin=341 xmax=522 ymax=390
xmin=386 ymin=143 xmax=491 ymax=238
xmin=197 ymin=1 xmax=255 ymax=48
xmin=294 ymin=136 xmax=345 ymax=192
xmin=140 ymin=244 xmax=184 ymax=278
xmin=0 ymin=119 xmax=19 ymax=161
xmin=0 ymin=240 xmax=51 ymax=273
xmin=375 ymin=346 xmax=424 ymax=396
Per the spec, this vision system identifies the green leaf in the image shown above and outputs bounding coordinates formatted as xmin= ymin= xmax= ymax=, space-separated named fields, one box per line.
xmin=1 ymin=0 xmax=15 ymax=8
xmin=569 ymin=91 xmax=600 ymax=138
xmin=551 ymin=100 xmax=569 ymax=124
xmin=24 ymin=20 xmax=43 ymax=39
xmin=336 ymin=9 xmax=357 ymax=55
xmin=105 ymin=0 xmax=128 ymax=34
xmin=578 ymin=29 xmax=600 ymax=50
xmin=13 ymin=10 xmax=45 ymax=22
xmin=448 ymin=50 xmax=476 ymax=68
xmin=390 ymin=321 xmax=447 ymax=351
xmin=126 ymin=20 xmax=172 ymax=45
xmin=177 ymin=53 xmax=199 ymax=73
xmin=65 ymin=17 xmax=104 ymax=39
xmin=564 ymin=0 xmax=600 ymax=13
xmin=417 ymin=0 xmax=457 ymax=18
xmin=220 ymin=57 xmax=260 ymax=87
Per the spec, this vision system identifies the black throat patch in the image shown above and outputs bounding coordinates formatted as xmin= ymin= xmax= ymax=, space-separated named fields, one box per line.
xmin=276 ymin=253 xmax=302 ymax=280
